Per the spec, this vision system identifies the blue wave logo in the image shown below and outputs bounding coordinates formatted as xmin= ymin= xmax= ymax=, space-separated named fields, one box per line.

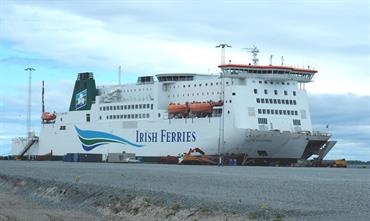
xmin=75 ymin=126 xmax=143 ymax=151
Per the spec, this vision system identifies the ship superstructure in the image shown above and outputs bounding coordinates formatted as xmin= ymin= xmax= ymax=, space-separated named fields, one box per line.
xmin=11 ymin=51 xmax=336 ymax=164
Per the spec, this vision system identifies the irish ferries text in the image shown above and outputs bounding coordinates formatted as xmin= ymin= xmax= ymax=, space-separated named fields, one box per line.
xmin=136 ymin=130 xmax=196 ymax=143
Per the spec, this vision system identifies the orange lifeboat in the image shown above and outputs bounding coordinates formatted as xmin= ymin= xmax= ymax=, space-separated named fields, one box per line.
xmin=189 ymin=102 xmax=212 ymax=114
xmin=168 ymin=103 xmax=189 ymax=116
xmin=42 ymin=112 xmax=56 ymax=121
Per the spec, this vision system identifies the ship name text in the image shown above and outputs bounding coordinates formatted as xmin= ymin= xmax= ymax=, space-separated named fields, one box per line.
xmin=136 ymin=129 xmax=196 ymax=143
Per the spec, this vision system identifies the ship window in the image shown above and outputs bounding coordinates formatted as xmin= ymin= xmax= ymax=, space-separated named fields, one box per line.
xmin=284 ymin=90 xmax=288 ymax=95
xmin=127 ymin=115 xmax=130 ymax=119
xmin=287 ymin=82 xmax=290 ymax=85
xmin=267 ymin=109 xmax=270 ymax=114
xmin=293 ymin=100 xmax=297 ymax=105
xmin=293 ymin=91 xmax=296 ymax=96
xmin=124 ymin=115 xmax=127 ymax=119
xmin=256 ymin=98 xmax=260 ymax=103
xmin=258 ymin=118 xmax=267 ymax=124
xmin=286 ymin=99 xmax=289 ymax=104
xmin=274 ymin=90 xmax=278 ymax=95
xmin=282 ymin=100 xmax=285 ymax=104
xmin=86 ymin=114 xmax=90 ymax=122
xmin=275 ymin=110 xmax=278 ymax=114
xmin=282 ymin=82 xmax=285 ymax=85
xmin=121 ymin=105 xmax=124 ymax=110
xmin=270 ymin=109 xmax=274 ymax=115
xmin=265 ymin=99 xmax=269 ymax=104
xmin=99 ymin=116 xmax=102 ymax=120
xmin=262 ymin=109 xmax=266 ymax=114
xmin=139 ymin=104 xmax=142 ymax=109
xmin=259 ymin=81 xmax=262 ymax=84
xmin=151 ymin=104 xmax=153 ymax=110
xmin=287 ymin=110 xmax=290 ymax=115
xmin=289 ymin=100 xmax=293 ymax=105
xmin=261 ymin=99 xmax=265 ymax=103
xmin=254 ymin=89 xmax=258 ymax=94
xmin=109 ymin=115 xmax=112 ymax=119
xmin=273 ymin=99 xmax=277 ymax=104
xmin=135 ymin=114 xmax=138 ymax=118
xmin=211 ymin=83 xmax=213 ymax=86
xmin=264 ymin=89 xmax=268 ymax=94
xmin=158 ymin=113 xmax=161 ymax=118
xmin=279 ymin=110 xmax=282 ymax=115
xmin=59 ymin=126 xmax=66 ymax=130
xmin=232 ymin=92 xmax=236 ymax=95
xmin=293 ymin=119 xmax=301 ymax=125
xmin=147 ymin=113 xmax=150 ymax=118
xmin=183 ymin=85 xmax=185 ymax=88
xmin=258 ymin=109 xmax=261 ymax=114
xmin=269 ymin=99 xmax=273 ymax=103
xmin=227 ymin=110 xmax=230 ymax=114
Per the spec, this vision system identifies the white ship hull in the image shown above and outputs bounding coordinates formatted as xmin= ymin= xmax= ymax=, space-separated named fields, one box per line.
xmin=12 ymin=61 xmax=336 ymax=162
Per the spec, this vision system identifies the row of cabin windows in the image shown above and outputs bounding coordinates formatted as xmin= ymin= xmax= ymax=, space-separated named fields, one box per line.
xmin=100 ymin=104 xmax=153 ymax=111
xmin=106 ymin=113 xmax=150 ymax=120
xmin=169 ymin=81 xmax=233 ymax=89
xmin=254 ymin=80 xmax=294 ymax=85
xmin=254 ymin=89 xmax=296 ymax=96
xmin=257 ymin=98 xmax=297 ymax=105
xmin=122 ymin=88 xmax=152 ymax=92
xmin=168 ymin=91 xmax=224 ymax=98
xmin=258 ymin=118 xmax=301 ymax=126
xmin=258 ymin=109 xmax=299 ymax=116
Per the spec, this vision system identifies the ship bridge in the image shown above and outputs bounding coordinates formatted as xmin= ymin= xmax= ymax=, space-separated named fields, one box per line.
xmin=219 ymin=64 xmax=317 ymax=82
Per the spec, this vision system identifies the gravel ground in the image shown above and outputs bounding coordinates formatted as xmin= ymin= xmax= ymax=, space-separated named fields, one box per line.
xmin=0 ymin=161 xmax=369 ymax=221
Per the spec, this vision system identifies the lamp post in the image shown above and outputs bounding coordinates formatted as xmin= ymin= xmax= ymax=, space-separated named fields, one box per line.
xmin=215 ymin=44 xmax=232 ymax=65
xmin=25 ymin=67 xmax=35 ymax=138
xmin=215 ymin=44 xmax=231 ymax=165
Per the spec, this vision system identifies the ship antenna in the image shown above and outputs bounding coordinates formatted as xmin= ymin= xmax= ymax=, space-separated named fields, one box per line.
xmin=25 ymin=67 xmax=35 ymax=138
xmin=215 ymin=43 xmax=232 ymax=65
xmin=281 ymin=56 xmax=284 ymax=66
xmin=42 ymin=80 xmax=45 ymax=113
xmin=243 ymin=45 xmax=259 ymax=65
xmin=269 ymin=54 xmax=274 ymax=66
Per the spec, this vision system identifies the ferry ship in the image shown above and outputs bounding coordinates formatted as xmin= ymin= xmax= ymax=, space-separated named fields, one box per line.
xmin=11 ymin=48 xmax=336 ymax=164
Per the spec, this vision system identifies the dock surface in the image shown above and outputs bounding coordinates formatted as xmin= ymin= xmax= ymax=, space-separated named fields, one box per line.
xmin=0 ymin=161 xmax=369 ymax=220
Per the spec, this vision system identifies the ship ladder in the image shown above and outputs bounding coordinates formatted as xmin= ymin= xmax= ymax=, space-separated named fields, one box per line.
xmin=16 ymin=136 xmax=39 ymax=160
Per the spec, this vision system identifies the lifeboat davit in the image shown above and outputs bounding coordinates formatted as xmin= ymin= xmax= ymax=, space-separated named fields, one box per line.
xmin=189 ymin=102 xmax=212 ymax=114
xmin=42 ymin=112 xmax=56 ymax=121
xmin=168 ymin=103 xmax=189 ymax=116
xmin=212 ymin=100 xmax=224 ymax=106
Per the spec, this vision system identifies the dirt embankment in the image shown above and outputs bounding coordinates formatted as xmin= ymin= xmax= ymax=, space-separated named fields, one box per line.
xmin=0 ymin=174 xmax=248 ymax=221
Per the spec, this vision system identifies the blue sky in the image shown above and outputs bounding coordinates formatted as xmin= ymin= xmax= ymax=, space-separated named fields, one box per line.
xmin=0 ymin=0 xmax=369 ymax=160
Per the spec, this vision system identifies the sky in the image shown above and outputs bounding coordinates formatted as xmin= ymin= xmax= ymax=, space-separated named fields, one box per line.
xmin=0 ymin=0 xmax=369 ymax=160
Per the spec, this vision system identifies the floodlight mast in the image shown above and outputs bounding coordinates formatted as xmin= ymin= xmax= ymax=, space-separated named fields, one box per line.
xmin=25 ymin=67 xmax=35 ymax=138
xmin=216 ymin=44 xmax=232 ymax=65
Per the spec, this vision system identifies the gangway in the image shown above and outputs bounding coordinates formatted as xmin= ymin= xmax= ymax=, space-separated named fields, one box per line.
xmin=16 ymin=136 xmax=38 ymax=160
